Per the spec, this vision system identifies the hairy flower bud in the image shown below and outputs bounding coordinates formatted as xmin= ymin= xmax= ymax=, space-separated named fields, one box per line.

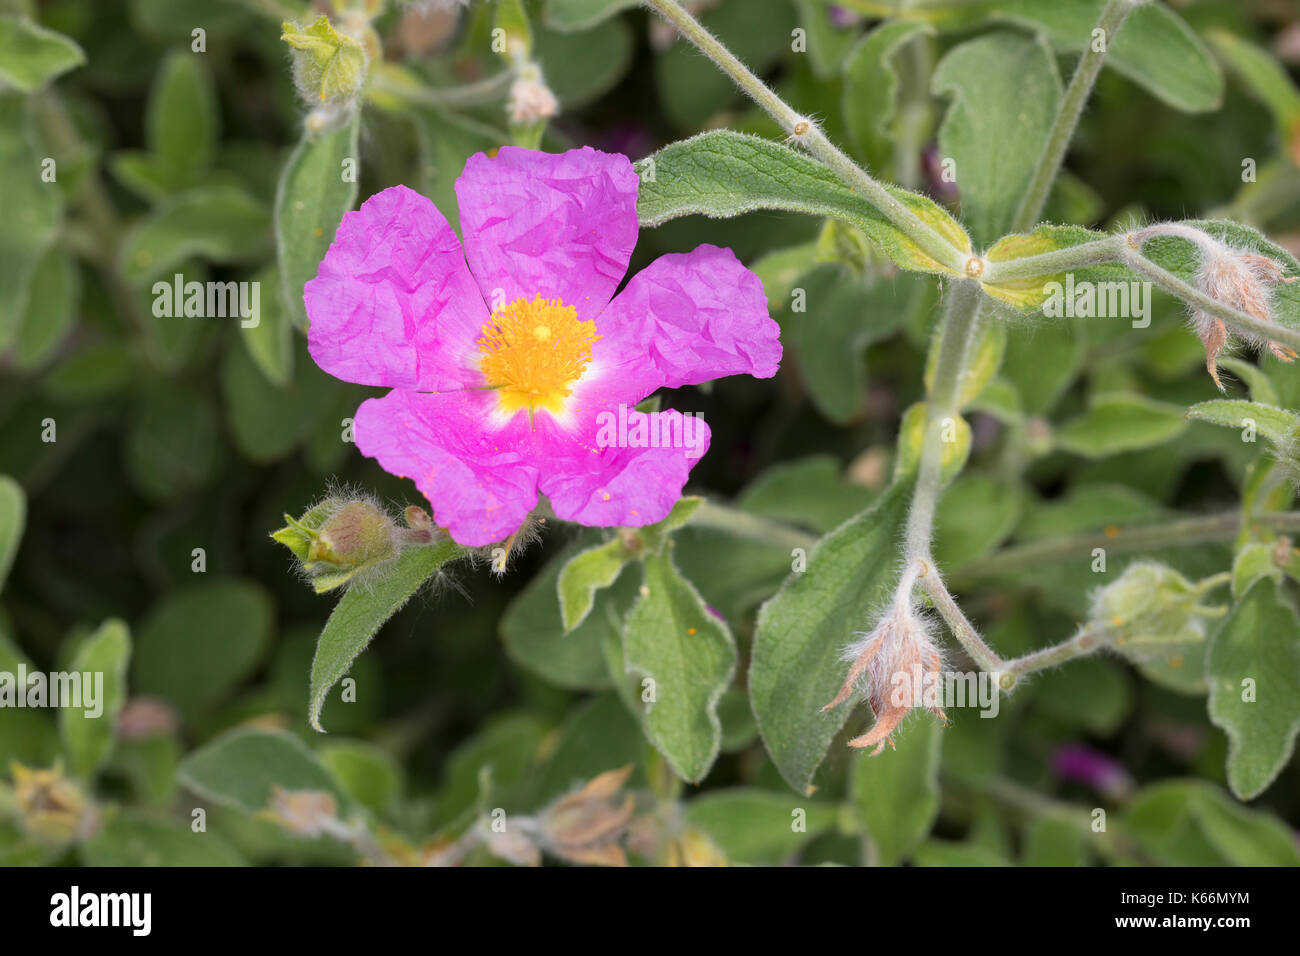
xmin=1131 ymin=224 xmax=1299 ymax=389
xmin=507 ymin=63 xmax=558 ymax=125
xmin=281 ymin=15 xmax=370 ymax=112
xmin=824 ymin=595 xmax=947 ymax=755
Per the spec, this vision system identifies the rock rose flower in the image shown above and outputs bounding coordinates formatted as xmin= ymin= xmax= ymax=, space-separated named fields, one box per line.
xmin=305 ymin=146 xmax=780 ymax=546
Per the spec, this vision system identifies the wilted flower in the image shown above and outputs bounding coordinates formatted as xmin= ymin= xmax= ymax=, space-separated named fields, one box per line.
xmin=1131 ymin=224 xmax=1299 ymax=389
xmin=824 ymin=593 xmax=948 ymax=755
xmin=538 ymin=765 xmax=636 ymax=866
xmin=304 ymin=147 xmax=780 ymax=546
xmin=263 ymin=786 xmax=348 ymax=839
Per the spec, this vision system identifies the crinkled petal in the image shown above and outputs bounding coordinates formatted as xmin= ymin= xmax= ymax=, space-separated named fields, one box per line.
xmin=535 ymin=410 xmax=711 ymax=529
xmin=306 ymin=185 xmax=487 ymax=390
xmin=353 ymin=389 xmax=539 ymax=547
xmin=578 ymin=244 xmax=782 ymax=410
xmin=455 ymin=146 xmax=639 ymax=318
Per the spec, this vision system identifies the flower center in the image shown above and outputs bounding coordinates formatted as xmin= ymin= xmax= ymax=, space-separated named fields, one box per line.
xmin=477 ymin=294 xmax=600 ymax=418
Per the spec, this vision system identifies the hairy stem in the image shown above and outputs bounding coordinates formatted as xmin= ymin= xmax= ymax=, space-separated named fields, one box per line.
xmin=952 ymin=510 xmax=1300 ymax=582
xmin=1120 ymin=239 xmax=1300 ymax=353
xmin=1011 ymin=0 xmax=1142 ymax=233
xmin=917 ymin=563 xmax=1004 ymax=672
xmin=640 ymin=0 xmax=970 ymax=275
xmin=980 ymin=236 xmax=1123 ymax=284
xmin=692 ymin=501 xmax=819 ymax=552
xmin=1001 ymin=623 xmax=1114 ymax=682
xmin=904 ymin=279 xmax=984 ymax=560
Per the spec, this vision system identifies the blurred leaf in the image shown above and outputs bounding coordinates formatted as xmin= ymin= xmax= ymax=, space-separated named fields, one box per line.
xmin=0 ymin=15 xmax=84 ymax=92
xmin=1207 ymin=578 xmax=1300 ymax=800
xmin=751 ymin=479 xmax=912 ymax=794
xmin=274 ymin=117 xmax=359 ymax=333
xmin=895 ymin=401 xmax=970 ymax=482
xmin=534 ymin=12 xmax=633 ymax=109
xmin=621 ymin=550 xmax=736 ymax=783
xmin=842 ymin=21 xmax=932 ymax=172
xmin=685 ymin=788 xmax=837 ymax=864
xmin=178 ymin=726 xmax=349 ymax=815
xmin=239 ymin=263 xmax=294 ymax=387
xmin=1186 ymin=399 xmax=1299 ymax=448
xmin=119 ymin=185 xmax=269 ymax=285
xmin=501 ymin=541 xmax=620 ymax=690
xmin=133 ymin=579 xmax=274 ymax=722
xmin=319 ymin=740 xmax=403 ymax=812
xmin=991 ymin=0 xmax=1222 ymax=114
xmin=0 ymin=474 xmax=23 ymax=593
xmin=932 ymin=29 xmax=1060 ymax=245
xmin=1209 ymin=29 xmax=1300 ymax=164
xmin=309 ymin=539 xmax=461 ymax=732
xmin=11 ymin=245 xmax=78 ymax=371
xmin=81 ymin=811 xmax=244 ymax=866
xmin=124 ymin=381 xmax=219 ymax=500
xmin=543 ymin=0 xmax=638 ymax=31
xmin=1054 ymin=392 xmax=1186 ymax=458
xmin=933 ymin=473 xmax=1022 ymax=567
xmin=638 ymin=130 xmax=971 ymax=277
xmin=1021 ymin=817 xmax=1089 ymax=866
xmin=0 ymin=94 xmax=61 ymax=348
xmin=912 ymin=838 xmax=1009 ymax=866
xmin=59 ymin=618 xmax=130 ymax=778
xmin=146 ymin=50 xmax=218 ymax=188
xmin=851 ymin=718 xmax=941 ymax=865
xmin=736 ymin=455 xmax=874 ymax=534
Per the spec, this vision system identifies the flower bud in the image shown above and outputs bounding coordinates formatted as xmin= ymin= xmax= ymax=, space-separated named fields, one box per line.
xmin=1090 ymin=563 xmax=1213 ymax=674
xmin=281 ymin=15 xmax=370 ymax=111
xmin=10 ymin=761 xmax=93 ymax=845
xmin=272 ymin=495 xmax=410 ymax=593
xmin=507 ymin=63 xmax=558 ymax=126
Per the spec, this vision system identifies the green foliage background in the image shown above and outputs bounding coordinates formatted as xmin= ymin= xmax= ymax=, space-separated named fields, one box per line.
xmin=2 ymin=0 xmax=1300 ymax=866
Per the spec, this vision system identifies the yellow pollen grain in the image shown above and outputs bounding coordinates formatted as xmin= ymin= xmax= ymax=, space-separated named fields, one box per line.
xmin=477 ymin=294 xmax=599 ymax=418
xmin=688 ymin=627 xmax=697 ymax=635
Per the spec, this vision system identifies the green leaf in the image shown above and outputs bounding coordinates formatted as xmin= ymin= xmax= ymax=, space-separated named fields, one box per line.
xmin=12 ymin=245 xmax=78 ymax=371
xmin=543 ymin=0 xmax=638 ymax=31
xmin=933 ymin=473 xmax=1022 ymax=567
xmin=685 ymin=788 xmax=837 ymax=864
xmin=220 ymin=340 xmax=335 ymax=464
xmin=750 ymin=480 xmax=912 ymax=794
xmin=0 ymin=94 xmax=61 ymax=348
xmin=534 ymin=12 xmax=634 ymax=109
xmin=239 ymin=263 xmax=293 ymax=387
xmin=621 ymin=550 xmax=736 ymax=783
xmin=851 ymin=718 xmax=942 ymax=865
xmin=178 ymin=726 xmax=349 ymax=815
xmin=1186 ymin=399 xmax=1299 ymax=451
xmin=783 ymin=265 xmax=908 ymax=423
xmin=274 ymin=117 xmax=359 ymax=332
xmin=1021 ymin=817 xmax=1088 ymax=867
xmin=0 ymin=16 xmax=84 ymax=92
xmin=146 ymin=50 xmax=218 ymax=187
xmin=637 ymin=130 xmax=971 ymax=277
xmin=0 ymin=474 xmax=23 ymax=593
xmin=1191 ymin=783 xmax=1300 ymax=866
xmin=1209 ymin=29 xmax=1300 ymax=163
xmin=119 ymin=185 xmax=269 ymax=285
xmin=1054 ymin=392 xmax=1186 ymax=459
xmin=736 ymin=455 xmax=874 ymax=535
xmin=992 ymin=0 xmax=1223 ymax=114
xmin=842 ymin=20 xmax=932 ymax=171
xmin=124 ymin=381 xmax=219 ymax=500
xmin=912 ymin=838 xmax=1010 ymax=866
xmin=500 ymin=541 xmax=621 ymax=690
xmin=81 ymin=812 xmax=244 ymax=866
xmin=309 ymin=539 xmax=460 ymax=732
xmin=557 ymin=537 xmax=634 ymax=633
xmin=1206 ymin=578 xmax=1300 ymax=800
xmin=133 ymin=579 xmax=274 ymax=722
xmin=318 ymin=740 xmax=403 ymax=812
xmin=59 ymin=619 xmax=130 ymax=778
xmin=1123 ymin=780 xmax=1300 ymax=866
xmin=924 ymin=312 xmax=1006 ymax=409
xmin=932 ymin=29 xmax=1060 ymax=245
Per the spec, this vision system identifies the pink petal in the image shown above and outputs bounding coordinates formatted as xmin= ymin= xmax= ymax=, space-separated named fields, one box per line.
xmin=353 ymin=389 xmax=540 ymax=547
xmin=582 ymin=244 xmax=782 ymax=409
xmin=455 ymin=146 xmax=639 ymax=319
xmin=306 ymin=185 xmax=487 ymax=390
xmin=535 ymin=410 xmax=711 ymax=528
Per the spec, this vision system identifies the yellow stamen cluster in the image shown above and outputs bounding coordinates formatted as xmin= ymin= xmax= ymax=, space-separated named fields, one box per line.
xmin=477 ymin=295 xmax=599 ymax=417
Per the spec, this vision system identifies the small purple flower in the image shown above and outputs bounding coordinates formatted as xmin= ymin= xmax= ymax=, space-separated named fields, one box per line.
xmin=305 ymin=146 xmax=781 ymax=546
xmin=827 ymin=5 xmax=860 ymax=29
xmin=1052 ymin=744 xmax=1133 ymax=800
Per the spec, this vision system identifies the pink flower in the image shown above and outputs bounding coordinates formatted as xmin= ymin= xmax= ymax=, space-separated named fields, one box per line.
xmin=304 ymin=146 xmax=781 ymax=546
